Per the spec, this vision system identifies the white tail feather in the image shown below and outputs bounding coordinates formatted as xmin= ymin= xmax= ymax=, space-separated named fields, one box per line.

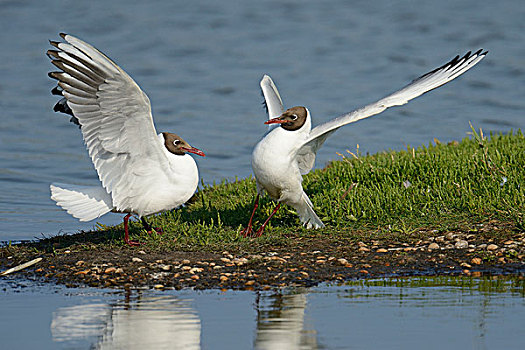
xmin=294 ymin=193 xmax=325 ymax=229
xmin=50 ymin=183 xmax=113 ymax=222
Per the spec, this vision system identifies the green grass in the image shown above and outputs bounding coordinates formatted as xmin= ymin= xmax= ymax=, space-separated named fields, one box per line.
xmin=72 ymin=128 xmax=525 ymax=250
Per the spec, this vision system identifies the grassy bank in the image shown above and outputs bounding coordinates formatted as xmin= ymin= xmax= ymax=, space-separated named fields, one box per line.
xmin=60 ymin=127 xmax=525 ymax=251
xmin=2 ymin=128 xmax=524 ymax=290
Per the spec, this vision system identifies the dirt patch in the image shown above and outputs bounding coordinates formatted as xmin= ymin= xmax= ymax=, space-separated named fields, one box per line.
xmin=1 ymin=222 xmax=524 ymax=290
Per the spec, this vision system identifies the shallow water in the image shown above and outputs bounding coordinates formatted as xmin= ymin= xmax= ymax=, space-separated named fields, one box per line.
xmin=0 ymin=0 xmax=524 ymax=241
xmin=1 ymin=277 xmax=523 ymax=349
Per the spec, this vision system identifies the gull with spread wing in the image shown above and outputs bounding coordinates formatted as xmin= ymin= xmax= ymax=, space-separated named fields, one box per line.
xmin=47 ymin=34 xmax=205 ymax=246
xmin=242 ymin=50 xmax=487 ymax=237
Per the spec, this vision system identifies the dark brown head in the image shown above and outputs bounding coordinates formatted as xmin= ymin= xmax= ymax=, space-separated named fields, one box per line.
xmin=162 ymin=132 xmax=205 ymax=157
xmin=264 ymin=106 xmax=308 ymax=131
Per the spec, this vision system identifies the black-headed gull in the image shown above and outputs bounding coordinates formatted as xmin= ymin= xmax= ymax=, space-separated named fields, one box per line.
xmin=243 ymin=50 xmax=487 ymax=236
xmin=47 ymin=34 xmax=205 ymax=245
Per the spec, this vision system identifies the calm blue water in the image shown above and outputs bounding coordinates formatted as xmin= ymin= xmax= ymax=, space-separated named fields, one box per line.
xmin=1 ymin=277 xmax=523 ymax=349
xmin=0 ymin=1 xmax=524 ymax=240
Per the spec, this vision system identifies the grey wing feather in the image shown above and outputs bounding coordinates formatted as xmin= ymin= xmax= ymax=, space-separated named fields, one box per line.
xmin=295 ymin=49 xmax=487 ymax=175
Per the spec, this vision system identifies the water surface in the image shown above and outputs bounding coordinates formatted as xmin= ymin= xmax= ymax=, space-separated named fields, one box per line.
xmin=1 ymin=277 xmax=523 ymax=349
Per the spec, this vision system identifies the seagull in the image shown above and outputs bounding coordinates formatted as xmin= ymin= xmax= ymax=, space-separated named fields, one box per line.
xmin=47 ymin=33 xmax=205 ymax=246
xmin=242 ymin=50 xmax=487 ymax=237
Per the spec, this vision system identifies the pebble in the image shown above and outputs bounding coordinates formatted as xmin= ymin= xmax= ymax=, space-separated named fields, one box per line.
xmin=358 ymin=247 xmax=370 ymax=252
xmin=131 ymin=257 xmax=143 ymax=263
xmin=182 ymin=259 xmax=191 ymax=265
xmin=337 ymin=258 xmax=349 ymax=265
xmin=487 ymin=244 xmax=499 ymax=251
xmin=220 ymin=257 xmax=231 ymax=263
xmin=153 ymin=284 xmax=164 ymax=289
xmin=158 ymin=264 xmax=171 ymax=271
xmin=428 ymin=243 xmax=440 ymax=250
xmin=104 ymin=267 xmax=116 ymax=274
xmin=220 ymin=275 xmax=229 ymax=282
xmin=445 ymin=232 xmax=455 ymax=240
xmin=75 ymin=260 xmax=85 ymax=266
xmin=455 ymin=240 xmax=468 ymax=249
xmin=376 ymin=248 xmax=388 ymax=253
xmin=182 ymin=266 xmax=191 ymax=271
xmin=471 ymin=258 xmax=482 ymax=265
xmin=191 ymin=275 xmax=200 ymax=280
xmin=245 ymin=280 xmax=255 ymax=286
xmin=138 ymin=250 xmax=146 ymax=255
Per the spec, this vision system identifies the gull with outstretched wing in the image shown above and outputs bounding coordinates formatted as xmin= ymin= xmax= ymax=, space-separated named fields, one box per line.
xmin=242 ymin=50 xmax=487 ymax=236
xmin=48 ymin=34 xmax=205 ymax=245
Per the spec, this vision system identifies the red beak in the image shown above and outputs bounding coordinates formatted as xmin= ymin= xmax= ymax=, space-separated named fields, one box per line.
xmin=183 ymin=147 xmax=206 ymax=157
xmin=264 ymin=117 xmax=287 ymax=125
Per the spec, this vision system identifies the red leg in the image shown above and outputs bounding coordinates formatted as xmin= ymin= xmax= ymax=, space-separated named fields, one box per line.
xmin=254 ymin=203 xmax=281 ymax=237
xmin=123 ymin=214 xmax=143 ymax=246
xmin=240 ymin=195 xmax=259 ymax=237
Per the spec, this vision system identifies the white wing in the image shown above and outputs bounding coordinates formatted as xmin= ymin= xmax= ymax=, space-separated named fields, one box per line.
xmin=296 ymin=49 xmax=487 ymax=174
xmin=260 ymin=75 xmax=284 ymax=131
xmin=48 ymin=33 xmax=171 ymax=213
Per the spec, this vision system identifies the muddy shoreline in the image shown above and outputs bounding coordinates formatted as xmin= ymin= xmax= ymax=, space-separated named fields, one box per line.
xmin=2 ymin=222 xmax=524 ymax=290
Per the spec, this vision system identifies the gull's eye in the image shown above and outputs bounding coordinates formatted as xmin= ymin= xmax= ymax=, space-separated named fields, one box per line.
xmin=291 ymin=114 xmax=298 ymax=121
xmin=173 ymin=139 xmax=181 ymax=146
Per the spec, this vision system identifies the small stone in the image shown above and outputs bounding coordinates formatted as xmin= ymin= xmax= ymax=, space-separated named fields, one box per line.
xmin=316 ymin=260 xmax=326 ymax=264
xmin=64 ymin=250 xmax=71 ymax=254
xmin=358 ymin=247 xmax=370 ymax=252
xmin=245 ymin=280 xmax=255 ymax=286
xmin=428 ymin=243 xmax=440 ymax=250
xmin=357 ymin=242 xmax=367 ymax=247
xmin=220 ymin=257 xmax=231 ymax=263
xmin=132 ymin=257 xmax=143 ymax=263
xmin=191 ymin=275 xmax=200 ymax=280
xmin=455 ymin=240 xmax=468 ymax=249
xmin=213 ymin=265 xmax=223 ymax=270
xmin=337 ymin=258 xmax=349 ymax=265
xmin=487 ymin=244 xmax=499 ymax=251
xmin=158 ymin=264 xmax=171 ymax=271
xmin=460 ymin=262 xmax=472 ymax=268
xmin=75 ymin=260 xmax=85 ymax=266
xmin=138 ymin=250 xmax=147 ymax=255
xmin=498 ymin=257 xmax=506 ymax=263
xmin=115 ymin=268 xmax=124 ymax=274
xmin=182 ymin=259 xmax=191 ymax=265
xmin=445 ymin=232 xmax=455 ymax=240
xmin=182 ymin=266 xmax=191 ymax=271
xmin=220 ymin=275 xmax=229 ymax=282
xmin=376 ymin=248 xmax=388 ymax=253
xmin=504 ymin=240 xmax=514 ymax=245
xmin=435 ymin=236 xmax=445 ymax=242
xmin=153 ymin=284 xmax=164 ymax=289
xmin=300 ymin=271 xmax=309 ymax=277
xmin=471 ymin=258 xmax=482 ymax=265
xmin=104 ymin=267 xmax=117 ymax=274
xmin=190 ymin=267 xmax=203 ymax=274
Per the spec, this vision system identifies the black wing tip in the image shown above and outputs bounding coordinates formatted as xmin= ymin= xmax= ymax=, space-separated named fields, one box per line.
xmin=59 ymin=33 xmax=68 ymax=39
xmin=51 ymin=86 xmax=63 ymax=96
